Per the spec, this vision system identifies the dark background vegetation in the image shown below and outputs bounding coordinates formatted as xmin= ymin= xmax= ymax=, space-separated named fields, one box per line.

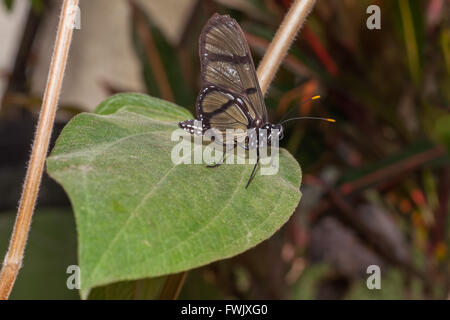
xmin=0 ymin=0 xmax=449 ymax=299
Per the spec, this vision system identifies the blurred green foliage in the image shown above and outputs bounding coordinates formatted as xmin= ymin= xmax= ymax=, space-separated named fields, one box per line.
xmin=0 ymin=209 xmax=79 ymax=299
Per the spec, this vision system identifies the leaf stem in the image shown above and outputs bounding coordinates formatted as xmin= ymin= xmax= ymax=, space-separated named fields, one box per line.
xmin=159 ymin=272 xmax=187 ymax=300
xmin=0 ymin=0 xmax=79 ymax=300
xmin=257 ymin=0 xmax=316 ymax=95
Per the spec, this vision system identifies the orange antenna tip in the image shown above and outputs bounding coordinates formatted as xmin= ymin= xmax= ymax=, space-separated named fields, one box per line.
xmin=312 ymin=95 xmax=321 ymax=100
xmin=326 ymin=118 xmax=336 ymax=123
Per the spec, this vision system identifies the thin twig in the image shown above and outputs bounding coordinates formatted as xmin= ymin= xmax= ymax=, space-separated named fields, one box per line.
xmin=0 ymin=0 xmax=79 ymax=300
xmin=245 ymin=31 xmax=314 ymax=79
xmin=257 ymin=0 xmax=316 ymax=95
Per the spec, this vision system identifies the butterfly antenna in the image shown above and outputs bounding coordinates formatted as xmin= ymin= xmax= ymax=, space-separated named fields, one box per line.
xmin=280 ymin=117 xmax=336 ymax=125
xmin=279 ymin=95 xmax=322 ymax=123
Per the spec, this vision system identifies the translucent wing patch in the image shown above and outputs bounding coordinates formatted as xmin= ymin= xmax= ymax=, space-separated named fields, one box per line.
xmin=198 ymin=14 xmax=268 ymax=123
xmin=199 ymin=88 xmax=250 ymax=146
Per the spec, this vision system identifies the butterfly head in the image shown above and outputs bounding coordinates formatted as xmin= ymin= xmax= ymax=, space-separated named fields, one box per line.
xmin=272 ymin=123 xmax=284 ymax=140
xmin=262 ymin=123 xmax=284 ymax=144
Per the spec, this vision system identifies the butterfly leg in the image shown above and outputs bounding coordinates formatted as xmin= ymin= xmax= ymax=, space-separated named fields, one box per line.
xmin=206 ymin=162 xmax=222 ymax=168
xmin=206 ymin=144 xmax=236 ymax=168
xmin=245 ymin=147 xmax=259 ymax=189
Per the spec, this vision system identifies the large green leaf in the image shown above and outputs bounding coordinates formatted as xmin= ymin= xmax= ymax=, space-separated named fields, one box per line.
xmin=47 ymin=93 xmax=302 ymax=299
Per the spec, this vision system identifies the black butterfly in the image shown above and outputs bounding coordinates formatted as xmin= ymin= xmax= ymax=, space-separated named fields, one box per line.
xmin=179 ymin=13 xmax=333 ymax=188
xmin=178 ymin=13 xmax=283 ymax=188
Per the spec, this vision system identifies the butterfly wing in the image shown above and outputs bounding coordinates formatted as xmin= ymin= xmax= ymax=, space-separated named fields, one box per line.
xmin=196 ymin=14 xmax=267 ymax=140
